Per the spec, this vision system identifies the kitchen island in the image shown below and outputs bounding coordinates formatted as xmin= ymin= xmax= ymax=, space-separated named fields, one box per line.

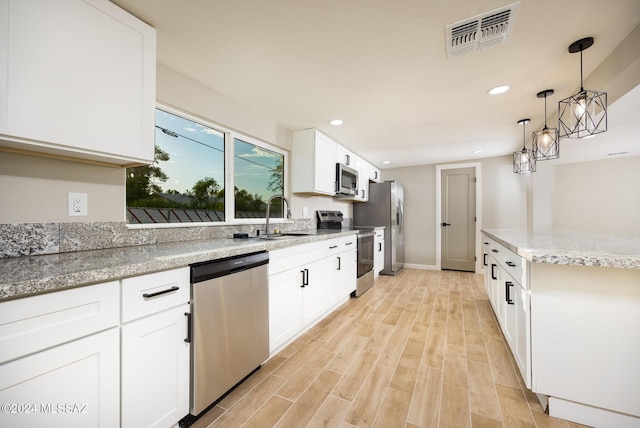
xmin=482 ymin=229 xmax=640 ymax=428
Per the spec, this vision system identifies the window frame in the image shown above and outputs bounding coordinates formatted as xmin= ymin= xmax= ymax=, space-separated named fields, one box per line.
xmin=126 ymin=103 xmax=288 ymax=228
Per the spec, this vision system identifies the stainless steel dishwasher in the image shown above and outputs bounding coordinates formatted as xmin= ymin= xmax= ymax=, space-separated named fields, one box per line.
xmin=188 ymin=251 xmax=269 ymax=417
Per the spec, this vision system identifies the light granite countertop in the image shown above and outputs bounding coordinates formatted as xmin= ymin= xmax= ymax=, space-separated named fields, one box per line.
xmin=482 ymin=229 xmax=640 ymax=269
xmin=0 ymin=229 xmax=358 ymax=301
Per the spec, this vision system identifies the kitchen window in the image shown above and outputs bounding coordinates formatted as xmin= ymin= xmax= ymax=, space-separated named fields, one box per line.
xmin=126 ymin=108 xmax=286 ymax=225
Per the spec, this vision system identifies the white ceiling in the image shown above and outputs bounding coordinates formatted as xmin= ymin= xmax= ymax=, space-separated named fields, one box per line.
xmin=112 ymin=0 xmax=640 ymax=169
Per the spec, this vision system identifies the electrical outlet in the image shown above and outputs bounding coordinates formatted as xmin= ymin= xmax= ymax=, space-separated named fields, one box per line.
xmin=68 ymin=193 xmax=88 ymax=216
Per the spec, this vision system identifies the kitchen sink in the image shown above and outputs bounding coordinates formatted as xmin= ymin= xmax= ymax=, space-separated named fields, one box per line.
xmin=258 ymin=232 xmax=312 ymax=240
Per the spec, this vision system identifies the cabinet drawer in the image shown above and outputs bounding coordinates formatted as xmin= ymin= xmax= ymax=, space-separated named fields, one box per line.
xmin=121 ymin=268 xmax=189 ymax=323
xmin=338 ymin=235 xmax=357 ymax=253
xmin=483 ymin=235 xmax=524 ymax=285
xmin=0 ymin=281 xmax=119 ymax=364
xmin=269 ymin=241 xmax=326 ymax=275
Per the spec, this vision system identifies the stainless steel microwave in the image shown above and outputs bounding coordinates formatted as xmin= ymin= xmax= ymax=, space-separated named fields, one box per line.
xmin=336 ymin=162 xmax=358 ymax=196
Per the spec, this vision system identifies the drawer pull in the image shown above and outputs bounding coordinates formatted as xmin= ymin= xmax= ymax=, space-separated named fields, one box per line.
xmin=491 ymin=249 xmax=499 ymax=253
xmin=345 ymin=242 xmax=353 ymax=246
xmin=142 ymin=286 xmax=179 ymax=299
xmin=505 ymin=282 xmax=514 ymax=305
xmin=491 ymin=264 xmax=497 ymax=280
xmin=506 ymin=261 xmax=516 ymax=267
xmin=329 ymin=245 xmax=338 ymax=249
xmin=483 ymin=253 xmax=488 ymax=266
xmin=337 ymin=256 xmax=341 ymax=271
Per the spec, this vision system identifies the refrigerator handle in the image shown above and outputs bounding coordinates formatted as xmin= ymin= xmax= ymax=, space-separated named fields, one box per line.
xmin=398 ymin=200 xmax=404 ymax=233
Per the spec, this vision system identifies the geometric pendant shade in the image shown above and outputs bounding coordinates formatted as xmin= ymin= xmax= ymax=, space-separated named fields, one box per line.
xmin=558 ymin=37 xmax=607 ymax=139
xmin=533 ymin=89 xmax=560 ymax=160
xmin=513 ymin=119 xmax=536 ymax=174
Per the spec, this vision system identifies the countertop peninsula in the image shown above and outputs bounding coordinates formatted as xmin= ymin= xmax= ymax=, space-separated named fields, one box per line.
xmin=482 ymin=229 xmax=640 ymax=269
xmin=0 ymin=229 xmax=359 ymax=301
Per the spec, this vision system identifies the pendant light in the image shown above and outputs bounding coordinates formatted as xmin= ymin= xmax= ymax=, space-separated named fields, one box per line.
xmin=533 ymin=89 xmax=560 ymax=160
xmin=558 ymin=37 xmax=607 ymax=138
xmin=513 ymin=119 xmax=535 ymax=174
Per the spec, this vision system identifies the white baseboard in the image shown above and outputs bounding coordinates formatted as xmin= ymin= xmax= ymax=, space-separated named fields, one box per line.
xmin=403 ymin=263 xmax=438 ymax=271
xmin=549 ymin=396 xmax=640 ymax=428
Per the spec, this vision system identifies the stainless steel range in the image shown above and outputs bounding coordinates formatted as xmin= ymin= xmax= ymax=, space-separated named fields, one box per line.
xmin=317 ymin=210 xmax=375 ymax=296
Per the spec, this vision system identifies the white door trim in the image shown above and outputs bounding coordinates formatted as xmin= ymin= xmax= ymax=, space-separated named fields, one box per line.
xmin=436 ymin=162 xmax=482 ymax=273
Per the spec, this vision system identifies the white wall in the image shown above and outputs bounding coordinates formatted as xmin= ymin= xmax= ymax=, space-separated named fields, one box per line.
xmin=382 ymin=155 xmax=528 ymax=267
xmin=379 ymin=164 xmax=437 ymax=266
xmin=552 ymin=156 xmax=640 ymax=236
xmin=0 ymin=152 xmax=125 ymax=223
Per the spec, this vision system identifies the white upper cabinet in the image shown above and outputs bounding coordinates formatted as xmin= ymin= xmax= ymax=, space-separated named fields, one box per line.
xmin=335 ymin=144 xmax=356 ymax=168
xmin=292 ymin=129 xmax=337 ymax=195
xmin=365 ymin=161 xmax=381 ymax=183
xmin=0 ymin=0 xmax=156 ymax=165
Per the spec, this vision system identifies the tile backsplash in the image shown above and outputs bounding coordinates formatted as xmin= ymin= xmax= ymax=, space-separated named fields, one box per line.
xmin=1 ymin=218 xmax=317 ymax=258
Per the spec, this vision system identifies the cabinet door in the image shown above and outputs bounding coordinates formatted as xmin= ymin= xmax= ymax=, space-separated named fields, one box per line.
xmin=336 ymin=144 xmax=355 ymax=167
xmin=374 ymin=231 xmax=385 ymax=275
xmin=291 ymin=129 xmax=336 ymax=195
xmin=502 ymin=273 xmax=516 ymax=347
xmin=0 ymin=0 xmax=156 ymax=165
xmin=487 ymin=259 xmax=500 ymax=316
xmin=121 ymin=304 xmax=189 ymax=428
xmin=301 ymin=259 xmax=327 ymax=327
xmin=269 ymin=269 xmax=303 ymax=352
xmin=324 ymin=254 xmax=340 ymax=308
xmin=513 ymin=282 xmax=531 ymax=388
xmin=0 ymin=328 xmax=120 ymax=428
xmin=337 ymin=249 xmax=357 ymax=298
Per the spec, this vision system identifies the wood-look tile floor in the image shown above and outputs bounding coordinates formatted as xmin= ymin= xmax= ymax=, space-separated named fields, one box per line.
xmin=191 ymin=269 xmax=589 ymax=428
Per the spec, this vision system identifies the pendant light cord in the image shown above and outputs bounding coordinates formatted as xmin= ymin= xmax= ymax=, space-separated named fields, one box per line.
xmin=544 ymin=93 xmax=547 ymax=127
xmin=580 ymin=49 xmax=584 ymax=92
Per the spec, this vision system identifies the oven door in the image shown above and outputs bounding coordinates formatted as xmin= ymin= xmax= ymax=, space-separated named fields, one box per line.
xmin=357 ymin=233 xmax=374 ymax=278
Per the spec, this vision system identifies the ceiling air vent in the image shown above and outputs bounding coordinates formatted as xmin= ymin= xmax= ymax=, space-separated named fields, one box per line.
xmin=445 ymin=2 xmax=520 ymax=58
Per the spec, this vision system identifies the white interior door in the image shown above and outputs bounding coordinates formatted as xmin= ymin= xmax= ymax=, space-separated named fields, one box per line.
xmin=441 ymin=167 xmax=476 ymax=271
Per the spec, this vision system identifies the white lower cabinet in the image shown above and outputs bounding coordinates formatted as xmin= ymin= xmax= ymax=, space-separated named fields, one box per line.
xmin=121 ymin=304 xmax=189 ymax=428
xmin=269 ymin=242 xmax=327 ymax=352
xmin=0 ymin=328 xmax=120 ymax=428
xmin=269 ymin=235 xmax=357 ymax=353
xmin=0 ymin=282 xmax=120 ymax=428
xmin=482 ymin=234 xmax=531 ymax=388
xmin=120 ymin=268 xmax=190 ymax=428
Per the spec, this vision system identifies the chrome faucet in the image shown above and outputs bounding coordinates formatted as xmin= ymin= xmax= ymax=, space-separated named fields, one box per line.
xmin=265 ymin=195 xmax=291 ymax=237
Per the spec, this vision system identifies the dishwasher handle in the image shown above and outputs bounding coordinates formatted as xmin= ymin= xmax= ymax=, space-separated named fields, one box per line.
xmin=184 ymin=312 xmax=192 ymax=343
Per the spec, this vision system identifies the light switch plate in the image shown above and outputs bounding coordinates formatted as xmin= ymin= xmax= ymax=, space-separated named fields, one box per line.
xmin=68 ymin=193 xmax=88 ymax=216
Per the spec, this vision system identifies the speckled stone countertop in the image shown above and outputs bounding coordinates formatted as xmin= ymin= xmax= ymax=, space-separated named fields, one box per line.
xmin=0 ymin=229 xmax=358 ymax=301
xmin=482 ymin=229 xmax=640 ymax=269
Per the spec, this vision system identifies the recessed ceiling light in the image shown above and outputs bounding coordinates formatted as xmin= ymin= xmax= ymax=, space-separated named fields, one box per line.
xmin=382 ymin=161 xmax=391 ymax=165
xmin=488 ymin=85 xmax=510 ymax=95
xmin=472 ymin=150 xmax=483 ymax=154
xmin=329 ymin=119 xmax=343 ymax=126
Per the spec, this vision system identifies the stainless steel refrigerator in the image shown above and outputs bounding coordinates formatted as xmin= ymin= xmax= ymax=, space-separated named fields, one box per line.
xmin=353 ymin=180 xmax=404 ymax=275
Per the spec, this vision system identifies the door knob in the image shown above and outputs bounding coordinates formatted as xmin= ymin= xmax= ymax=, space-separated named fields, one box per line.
xmin=441 ymin=222 xmax=451 ymax=226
